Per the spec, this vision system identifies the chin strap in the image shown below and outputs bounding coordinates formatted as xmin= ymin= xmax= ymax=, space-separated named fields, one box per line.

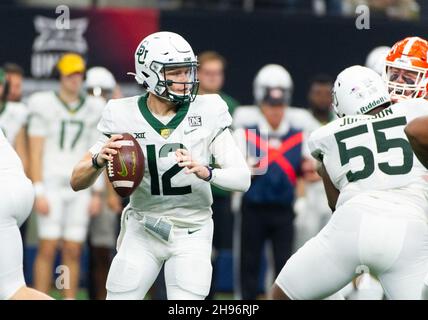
xmin=127 ymin=71 xmax=145 ymax=85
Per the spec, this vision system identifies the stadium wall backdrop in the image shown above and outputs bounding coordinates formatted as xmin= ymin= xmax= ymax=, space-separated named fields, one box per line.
xmin=0 ymin=6 xmax=426 ymax=108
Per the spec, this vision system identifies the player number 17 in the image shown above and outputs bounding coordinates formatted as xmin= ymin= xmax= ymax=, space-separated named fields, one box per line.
xmin=59 ymin=120 xmax=84 ymax=150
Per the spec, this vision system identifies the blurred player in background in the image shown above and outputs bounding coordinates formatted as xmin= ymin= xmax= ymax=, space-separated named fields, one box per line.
xmin=293 ymin=74 xmax=334 ymax=252
xmin=0 ymin=126 xmax=51 ymax=300
xmin=85 ymin=66 xmax=123 ymax=300
xmin=365 ymin=46 xmax=391 ymax=76
xmin=271 ymin=66 xmax=428 ymax=300
xmin=234 ymin=64 xmax=319 ymax=134
xmin=70 ymin=31 xmax=250 ymax=300
xmin=0 ymin=67 xmax=29 ymax=175
xmin=198 ymin=51 xmax=240 ymax=114
xmin=0 ymin=62 xmax=31 ymax=277
xmin=306 ymin=74 xmax=336 ymax=125
xmin=4 ymin=62 xmax=24 ymax=102
xmin=28 ymin=53 xmax=104 ymax=299
xmin=198 ymin=50 xmax=240 ymax=299
xmin=233 ymin=64 xmax=314 ymax=299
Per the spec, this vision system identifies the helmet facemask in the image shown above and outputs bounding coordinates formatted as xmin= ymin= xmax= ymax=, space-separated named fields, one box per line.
xmin=384 ymin=63 xmax=428 ymax=102
xmin=150 ymin=61 xmax=199 ymax=105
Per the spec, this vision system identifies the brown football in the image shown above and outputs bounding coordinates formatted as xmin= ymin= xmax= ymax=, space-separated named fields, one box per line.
xmin=107 ymin=133 xmax=144 ymax=197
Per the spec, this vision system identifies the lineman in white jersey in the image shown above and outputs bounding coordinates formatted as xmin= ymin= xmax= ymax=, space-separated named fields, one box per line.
xmin=271 ymin=66 xmax=428 ymax=300
xmin=0 ymin=68 xmax=29 ymax=173
xmin=71 ymin=31 xmax=250 ymax=300
xmin=0 ymin=129 xmax=51 ymax=300
xmin=28 ymin=53 xmax=104 ymax=299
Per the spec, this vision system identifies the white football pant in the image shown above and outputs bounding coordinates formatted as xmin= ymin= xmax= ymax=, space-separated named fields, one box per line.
xmin=0 ymin=173 xmax=34 ymax=299
xmin=36 ymin=179 xmax=90 ymax=242
xmin=276 ymin=193 xmax=428 ymax=300
xmin=106 ymin=212 xmax=213 ymax=300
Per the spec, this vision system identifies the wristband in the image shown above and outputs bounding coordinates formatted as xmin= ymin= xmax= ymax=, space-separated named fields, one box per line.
xmin=91 ymin=153 xmax=105 ymax=170
xmin=203 ymin=166 xmax=213 ymax=182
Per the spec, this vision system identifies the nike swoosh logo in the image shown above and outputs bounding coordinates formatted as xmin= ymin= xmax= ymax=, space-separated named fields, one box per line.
xmin=117 ymin=151 xmax=128 ymax=177
xmin=188 ymin=228 xmax=201 ymax=234
xmin=184 ymin=128 xmax=198 ymax=135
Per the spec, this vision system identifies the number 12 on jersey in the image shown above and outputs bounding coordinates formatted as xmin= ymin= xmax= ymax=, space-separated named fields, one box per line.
xmin=335 ymin=117 xmax=413 ymax=182
xmin=146 ymin=143 xmax=192 ymax=196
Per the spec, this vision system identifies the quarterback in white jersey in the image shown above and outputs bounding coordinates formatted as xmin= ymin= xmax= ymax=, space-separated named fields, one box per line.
xmin=271 ymin=66 xmax=428 ymax=300
xmin=0 ymin=129 xmax=51 ymax=300
xmin=71 ymin=32 xmax=250 ymax=300
xmin=28 ymin=53 xmax=104 ymax=299
xmin=92 ymin=93 xmax=240 ymax=227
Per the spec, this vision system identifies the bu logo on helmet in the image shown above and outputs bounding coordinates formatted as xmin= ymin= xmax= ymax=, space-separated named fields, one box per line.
xmin=136 ymin=44 xmax=148 ymax=64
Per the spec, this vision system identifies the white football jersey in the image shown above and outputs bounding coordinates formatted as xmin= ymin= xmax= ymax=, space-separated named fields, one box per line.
xmin=0 ymin=101 xmax=28 ymax=145
xmin=0 ymin=128 xmax=24 ymax=174
xmin=28 ymin=91 xmax=104 ymax=181
xmin=308 ymin=98 xmax=428 ymax=209
xmin=91 ymin=93 xmax=232 ymax=227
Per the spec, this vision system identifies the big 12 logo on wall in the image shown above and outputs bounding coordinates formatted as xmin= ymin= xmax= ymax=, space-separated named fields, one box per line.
xmin=31 ymin=13 xmax=89 ymax=78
